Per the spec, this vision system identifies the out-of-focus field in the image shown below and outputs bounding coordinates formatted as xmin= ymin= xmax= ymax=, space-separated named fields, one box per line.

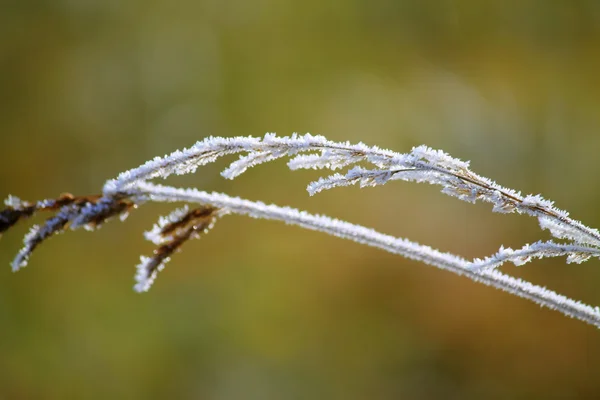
xmin=2 ymin=1 xmax=600 ymax=399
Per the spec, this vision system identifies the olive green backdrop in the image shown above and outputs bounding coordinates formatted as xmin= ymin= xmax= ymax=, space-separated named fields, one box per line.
xmin=2 ymin=1 xmax=600 ymax=398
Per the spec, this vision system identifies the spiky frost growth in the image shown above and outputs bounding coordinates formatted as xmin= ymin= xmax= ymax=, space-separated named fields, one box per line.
xmin=134 ymin=205 xmax=220 ymax=292
xmin=2 ymin=133 xmax=600 ymax=328
xmin=470 ymin=241 xmax=600 ymax=271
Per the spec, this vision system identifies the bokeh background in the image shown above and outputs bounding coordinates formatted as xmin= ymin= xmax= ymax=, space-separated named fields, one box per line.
xmin=2 ymin=1 xmax=600 ymax=398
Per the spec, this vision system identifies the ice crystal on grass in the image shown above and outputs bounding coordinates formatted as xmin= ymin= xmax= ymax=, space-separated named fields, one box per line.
xmin=470 ymin=241 xmax=600 ymax=272
xmin=134 ymin=205 xmax=220 ymax=292
xmin=2 ymin=133 xmax=600 ymax=328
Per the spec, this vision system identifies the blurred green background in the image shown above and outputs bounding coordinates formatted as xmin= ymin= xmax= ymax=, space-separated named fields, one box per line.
xmin=2 ymin=0 xmax=600 ymax=398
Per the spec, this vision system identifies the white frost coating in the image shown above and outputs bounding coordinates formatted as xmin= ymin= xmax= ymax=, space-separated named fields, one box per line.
xmin=307 ymin=167 xmax=431 ymax=196
xmin=469 ymin=241 xmax=600 ymax=271
xmin=8 ymin=133 xmax=600 ymax=328
xmin=69 ymin=201 xmax=106 ymax=230
xmin=288 ymin=151 xmax=367 ymax=171
xmin=102 ymin=132 xmax=600 ymax=248
xmin=410 ymin=144 xmax=470 ymax=171
xmin=144 ymin=205 xmax=191 ymax=245
xmin=307 ymin=174 xmax=356 ymax=196
xmin=4 ymin=195 xmax=25 ymax=208
xmin=222 ymin=151 xmax=282 ymax=180
xmin=37 ymin=199 xmax=57 ymax=209
xmin=538 ymin=215 xmax=600 ymax=247
xmin=11 ymin=225 xmax=41 ymax=270
xmin=102 ymin=132 xmax=600 ymax=260
xmin=137 ymin=205 xmax=220 ymax=291
xmin=134 ymin=255 xmax=168 ymax=292
xmin=103 ymin=136 xmax=261 ymax=193
xmin=135 ymin=182 xmax=474 ymax=270
xmin=103 ymin=133 xmax=401 ymax=193
xmin=12 ymin=205 xmax=80 ymax=271
xmin=128 ymin=182 xmax=600 ymax=328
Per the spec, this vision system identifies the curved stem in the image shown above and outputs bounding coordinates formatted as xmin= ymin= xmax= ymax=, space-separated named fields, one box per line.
xmin=132 ymin=182 xmax=600 ymax=328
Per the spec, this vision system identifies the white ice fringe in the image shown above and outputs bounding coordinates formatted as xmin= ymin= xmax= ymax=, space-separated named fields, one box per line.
xmin=144 ymin=205 xmax=191 ymax=245
xmin=469 ymin=241 xmax=600 ymax=271
xmin=131 ymin=182 xmax=600 ymax=328
xmin=134 ymin=255 xmax=168 ymax=293
xmin=12 ymin=205 xmax=80 ymax=271
xmin=4 ymin=195 xmax=26 ymax=208
xmin=104 ymin=132 xmax=600 ymax=250
xmin=6 ymin=133 xmax=600 ymax=328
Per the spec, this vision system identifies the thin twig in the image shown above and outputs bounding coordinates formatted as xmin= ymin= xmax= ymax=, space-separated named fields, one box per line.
xmin=2 ymin=133 xmax=599 ymax=328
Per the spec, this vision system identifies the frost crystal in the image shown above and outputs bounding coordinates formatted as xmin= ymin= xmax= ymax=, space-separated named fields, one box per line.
xmin=4 ymin=133 xmax=600 ymax=328
xmin=4 ymin=195 xmax=25 ymax=208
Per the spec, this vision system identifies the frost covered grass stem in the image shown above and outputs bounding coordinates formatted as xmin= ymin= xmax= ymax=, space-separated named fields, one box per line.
xmin=2 ymin=133 xmax=600 ymax=328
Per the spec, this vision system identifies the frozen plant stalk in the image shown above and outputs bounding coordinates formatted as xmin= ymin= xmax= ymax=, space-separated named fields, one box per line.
xmin=2 ymin=133 xmax=600 ymax=328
